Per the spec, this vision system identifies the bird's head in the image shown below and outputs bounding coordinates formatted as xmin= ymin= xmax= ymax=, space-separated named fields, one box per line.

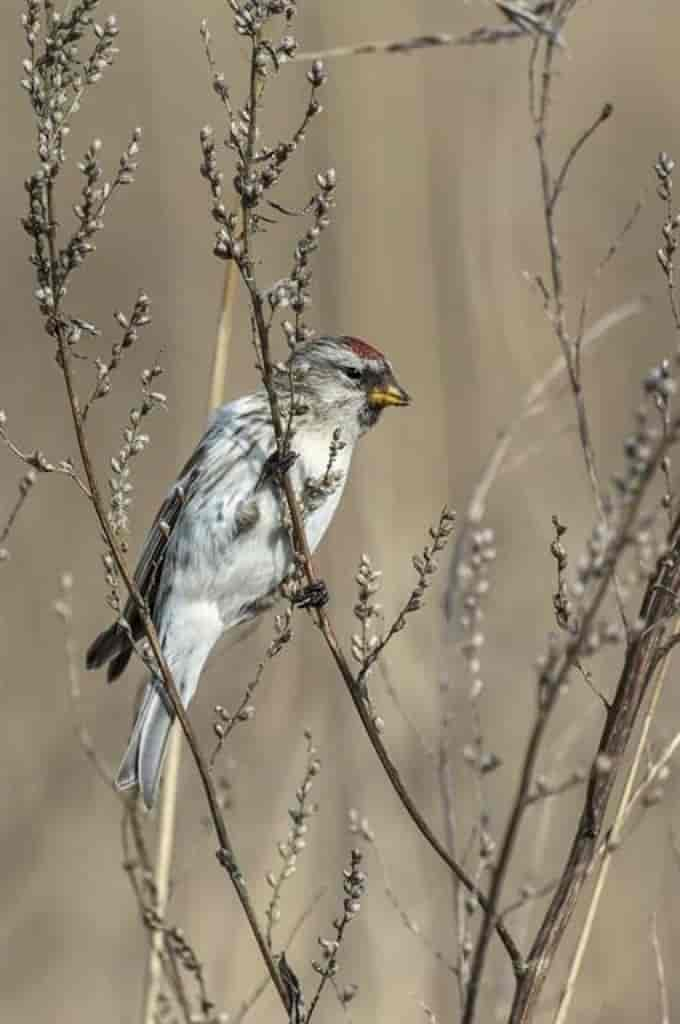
xmin=280 ymin=334 xmax=411 ymax=438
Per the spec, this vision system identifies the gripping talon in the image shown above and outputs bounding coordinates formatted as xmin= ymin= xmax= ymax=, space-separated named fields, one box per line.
xmin=293 ymin=580 xmax=329 ymax=609
xmin=257 ymin=447 xmax=298 ymax=490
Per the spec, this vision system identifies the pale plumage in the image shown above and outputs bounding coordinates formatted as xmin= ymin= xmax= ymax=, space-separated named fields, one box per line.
xmin=87 ymin=335 xmax=409 ymax=807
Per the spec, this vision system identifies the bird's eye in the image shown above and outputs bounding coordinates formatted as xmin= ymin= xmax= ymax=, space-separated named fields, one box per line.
xmin=342 ymin=366 xmax=363 ymax=382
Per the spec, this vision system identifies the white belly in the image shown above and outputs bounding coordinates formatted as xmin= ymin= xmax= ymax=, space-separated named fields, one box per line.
xmin=161 ymin=421 xmax=352 ymax=634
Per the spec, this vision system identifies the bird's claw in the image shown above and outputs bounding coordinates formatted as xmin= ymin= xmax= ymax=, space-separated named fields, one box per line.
xmin=293 ymin=579 xmax=329 ymax=609
xmin=258 ymin=446 xmax=298 ymax=489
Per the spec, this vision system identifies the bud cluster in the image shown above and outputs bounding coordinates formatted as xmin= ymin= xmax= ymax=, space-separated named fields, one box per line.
xmin=198 ymin=0 xmax=333 ymax=353
xmin=311 ymin=849 xmax=366 ymax=985
xmin=108 ymin=358 xmax=164 ymax=545
xmin=84 ymin=292 xmax=152 ymax=417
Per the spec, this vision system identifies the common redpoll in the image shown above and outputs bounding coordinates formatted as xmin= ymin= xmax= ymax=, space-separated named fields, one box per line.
xmin=87 ymin=335 xmax=410 ymax=807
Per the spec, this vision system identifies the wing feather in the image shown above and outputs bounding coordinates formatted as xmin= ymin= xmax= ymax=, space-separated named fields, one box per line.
xmin=87 ymin=395 xmax=271 ymax=681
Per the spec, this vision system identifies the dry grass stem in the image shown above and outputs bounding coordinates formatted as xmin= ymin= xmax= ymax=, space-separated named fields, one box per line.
xmin=651 ymin=913 xmax=671 ymax=1024
xmin=142 ymin=151 xmax=240 ymax=1024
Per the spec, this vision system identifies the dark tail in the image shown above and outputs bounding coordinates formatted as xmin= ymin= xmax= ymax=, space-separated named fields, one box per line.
xmin=86 ymin=622 xmax=134 ymax=682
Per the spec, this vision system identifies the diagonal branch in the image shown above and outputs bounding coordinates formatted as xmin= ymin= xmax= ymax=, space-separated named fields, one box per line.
xmin=509 ymin=508 xmax=680 ymax=1022
xmin=227 ymin=29 xmax=524 ymax=977
xmin=463 ymin=423 xmax=680 ymax=1023
xmin=551 ymin=613 xmax=680 ymax=1024
xmin=42 ymin=174 xmax=291 ymax=1015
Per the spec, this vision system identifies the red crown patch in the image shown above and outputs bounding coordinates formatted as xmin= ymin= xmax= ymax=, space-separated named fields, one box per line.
xmin=345 ymin=336 xmax=385 ymax=362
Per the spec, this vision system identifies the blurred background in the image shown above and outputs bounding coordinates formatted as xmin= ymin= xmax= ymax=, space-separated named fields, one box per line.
xmin=2 ymin=2 xmax=680 ymax=1021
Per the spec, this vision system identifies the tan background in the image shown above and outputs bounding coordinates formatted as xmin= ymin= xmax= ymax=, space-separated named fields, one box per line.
xmin=2 ymin=2 xmax=680 ymax=1022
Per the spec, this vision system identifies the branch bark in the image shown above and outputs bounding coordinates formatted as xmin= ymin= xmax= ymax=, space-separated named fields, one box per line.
xmin=42 ymin=175 xmax=291 ymax=1015
xmin=509 ymin=513 xmax=680 ymax=1021
xmin=231 ymin=36 xmax=524 ymax=976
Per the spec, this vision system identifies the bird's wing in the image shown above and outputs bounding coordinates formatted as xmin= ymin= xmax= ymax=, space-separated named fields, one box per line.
xmin=114 ymin=442 xmax=205 ymax=653
xmin=129 ymin=396 xmax=272 ymax=627
xmin=130 ymin=461 xmax=202 ymax=617
xmin=88 ymin=395 xmax=274 ymax=681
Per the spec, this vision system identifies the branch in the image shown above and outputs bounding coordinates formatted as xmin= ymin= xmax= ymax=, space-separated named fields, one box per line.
xmin=528 ymin=9 xmax=628 ymax=632
xmin=0 ymin=468 xmax=37 ymax=558
xmin=46 ymin=191 xmax=289 ymax=1016
xmin=464 ymin=422 xmax=680 ymax=1023
xmin=550 ymin=615 xmax=680 ymax=1024
xmin=509 ymin=506 xmax=680 ymax=1021
xmin=0 ymin=416 xmax=91 ymax=498
xmin=230 ymin=887 xmax=326 ymax=1024
xmin=201 ymin=20 xmax=524 ymax=975
xmin=291 ymin=3 xmax=567 ymax=64
xmin=22 ymin=9 xmax=290 ymax=1006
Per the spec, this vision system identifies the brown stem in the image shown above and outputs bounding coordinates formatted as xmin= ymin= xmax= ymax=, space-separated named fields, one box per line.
xmin=507 ymin=512 xmax=680 ymax=1021
xmin=462 ymin=430 xmax=678 ymax=1023
xmin=232 ymin=46 xmax=523 ymax=974
xmin=243 ymin=276 xmax=523 ymax=972
xmin=43 ymin=178 xmax=290 ymax=1015
xmin=532 ymin=26 xmax=628 ymax=633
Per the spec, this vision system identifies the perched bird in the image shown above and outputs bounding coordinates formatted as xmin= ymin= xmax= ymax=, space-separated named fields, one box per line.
xmin=86 ymin=335 xmax=410 ymax=807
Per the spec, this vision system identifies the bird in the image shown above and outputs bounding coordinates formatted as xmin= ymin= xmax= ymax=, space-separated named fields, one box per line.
xmin=86 ymin=334 xmax=410 ymax=807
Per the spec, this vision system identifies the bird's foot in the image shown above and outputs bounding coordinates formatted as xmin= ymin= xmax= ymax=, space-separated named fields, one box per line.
xmin=258 ymin=446 xmax=298 ymax=489
xmin=293 ymin=579 xmax=329 ymax=609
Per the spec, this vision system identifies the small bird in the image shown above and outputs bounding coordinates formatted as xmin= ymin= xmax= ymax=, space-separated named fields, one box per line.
xmin=87 ymin=335 xmax=410 ymax=807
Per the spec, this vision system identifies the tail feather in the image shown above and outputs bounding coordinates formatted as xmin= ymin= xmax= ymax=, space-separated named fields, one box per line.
xmin=86 ymin=622 xmax=124 ymax=670
xmin=107 ymin=645 xmax=134 ymax=683
xmin=111 ymin=601 xmax=222 ymax=807
xmin=86 ymin=621 xmax=133 ymax=682
xmin=116 ymin=679 xmax=174 ymax=808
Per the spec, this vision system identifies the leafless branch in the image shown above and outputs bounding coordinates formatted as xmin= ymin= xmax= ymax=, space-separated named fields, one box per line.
xmin=551 ymin=614 xmax=680 ymax=1024
xmin=230 ymin=887 xmax=326 ymax=1024
xmin=0 ymin=416 xmax=91 ymax=498
xmin=306 ymin=849 xmax=366 ymax=1024
xmin=0 ymin=468 xmax=37 ymax=561
xmin=465 ymin=422 xmax=680 ymax=1022
xmin=199 ymin=14 xmax=523 ymax=974
xmin=22 ymin=8 xmax=291 ymax=1013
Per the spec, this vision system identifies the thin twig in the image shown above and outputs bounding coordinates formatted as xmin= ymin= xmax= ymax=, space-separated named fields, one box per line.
xmin=230 ymin=887 xmax=326 ymax=1024
xmin=492 ymin=710 xmax=595 ymax=1021
xmin=41 ymin=128 xmax=290 ymax=1021
xmin=292 ymin=27 xmax=527 ymax=64
xmin=500 ymin=878 xmax=561 ymax=921
xmin=509 ymin=505 xmax=680 ymax=1021
xmin=0 ymin=423 xmax=91 ymax=498
xmin=306 ymin=850 xmax=365 ymax=1024
xmin=0 ymin=470 xmax=36 ymax=555
xmin=527 ymin=13 xmax=630 ymax=639
xmin=615 ymin=727 xmax=680 ymax=831
xmin=122 ymin=803 xmax=204 ymax=1024
xmin=216 ymin=22 xmax=524 ymax=975
xmin=464 ymin=437 xmax=680 ymax=1024
xmin=548 ymin=103 xmax=613 ymax=216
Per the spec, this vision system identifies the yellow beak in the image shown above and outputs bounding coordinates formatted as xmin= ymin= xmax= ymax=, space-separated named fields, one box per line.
xmin=368 ymin=382 xmax=411 ymax=409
